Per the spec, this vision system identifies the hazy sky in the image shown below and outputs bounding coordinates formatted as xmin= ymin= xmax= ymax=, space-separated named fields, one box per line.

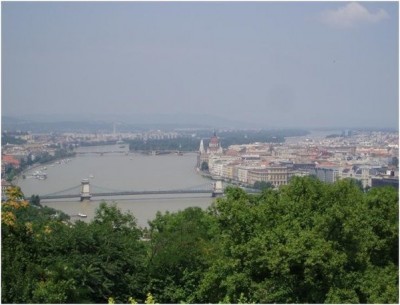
xmin=2 ymin=1 xmax=398 ymax=128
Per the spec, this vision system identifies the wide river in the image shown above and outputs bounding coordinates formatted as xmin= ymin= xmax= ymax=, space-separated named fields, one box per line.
xmin=17 ymin=145 xmax=214 ymax=228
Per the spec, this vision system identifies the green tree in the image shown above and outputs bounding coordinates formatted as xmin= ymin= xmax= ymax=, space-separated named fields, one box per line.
xmin=146 ymin=207 xmax=219 ymax=303
xmin=253 ymin=180 xmax=273 ymax=190
xmin=200 ymin=161 xmax=209 ymax=171
xmin=2 ymin=179 xmax=398 ymax=304
xmin=195 ymin=177 xmax=398 ymax=303
xmin=364 ymin=186 xmax=398 ymax=266
xmin=29 ymin=194 xmax=42 ymax=207
xmin=68 ymin=203 xmax=147 ymax=303
xmin=2 ymin=187 xmax=42 ymax=303
xmin=2 ymin=195 xmax=149 ymax=304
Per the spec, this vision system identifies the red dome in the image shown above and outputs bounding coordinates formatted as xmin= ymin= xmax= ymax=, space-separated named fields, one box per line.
xmin=210 ymin=136 xmax=219 ymax=144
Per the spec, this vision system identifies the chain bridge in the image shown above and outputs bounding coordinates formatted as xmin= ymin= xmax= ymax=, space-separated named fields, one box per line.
xmin=37 ymin=179 xmax=224 ymax=201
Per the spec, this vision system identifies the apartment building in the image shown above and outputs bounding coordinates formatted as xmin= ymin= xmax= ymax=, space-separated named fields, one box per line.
xmin=313 ymin=167 xmax=339 ymax=184
xmin=247 ymin=165 xmax=289 ymax=187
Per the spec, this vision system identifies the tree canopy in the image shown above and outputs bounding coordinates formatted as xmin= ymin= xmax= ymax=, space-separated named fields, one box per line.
xmin=2 ymin=177 xmax=398 ymax=303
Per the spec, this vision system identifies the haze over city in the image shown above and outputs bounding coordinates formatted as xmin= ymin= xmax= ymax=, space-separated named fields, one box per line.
xmin=2 ymin=3 xmax=400 ymax=304
xmin=2 ymin=1 xmax=399 ymax=129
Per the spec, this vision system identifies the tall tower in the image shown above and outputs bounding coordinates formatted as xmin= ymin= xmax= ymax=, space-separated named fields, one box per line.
xmin=199 ymin=139 xmax=205 ymax=154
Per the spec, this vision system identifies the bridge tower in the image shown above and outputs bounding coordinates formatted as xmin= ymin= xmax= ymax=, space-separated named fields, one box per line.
xmin=212 ymin=180 xmax=224 ymax=197
xmin=80 ymin=179 xmax=91 ymax=201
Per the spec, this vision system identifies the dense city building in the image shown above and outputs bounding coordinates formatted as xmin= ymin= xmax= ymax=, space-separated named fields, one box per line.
xmin=197 ymin=129 xmax=399 ymax=189
xmin=1 ymin=128 xmax=398 ymax=190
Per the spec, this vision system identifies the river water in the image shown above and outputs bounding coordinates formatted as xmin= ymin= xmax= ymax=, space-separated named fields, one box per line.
xmin=17 ymin=145 xmax=213 ymax=228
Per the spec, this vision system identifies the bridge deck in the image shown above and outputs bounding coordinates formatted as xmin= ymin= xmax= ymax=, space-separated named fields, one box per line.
xmin=38 ymin=189 xmax=213 ymax=200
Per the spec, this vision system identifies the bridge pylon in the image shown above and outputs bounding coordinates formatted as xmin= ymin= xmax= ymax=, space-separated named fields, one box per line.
xmin=212 ymin=180 xmax=224 ymax=197
xmin=80 ymin=179 xmax=91 ymax=201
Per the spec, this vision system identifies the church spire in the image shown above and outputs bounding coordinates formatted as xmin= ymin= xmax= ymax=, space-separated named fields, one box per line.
xmin=199 ymin=139 xmax=205 ymax=154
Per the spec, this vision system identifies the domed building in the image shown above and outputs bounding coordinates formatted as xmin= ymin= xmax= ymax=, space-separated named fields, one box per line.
xmin=207 ymin=131 xmax=223 ymax=154
xmin=197 ymin=131 xmax=223 ymax=170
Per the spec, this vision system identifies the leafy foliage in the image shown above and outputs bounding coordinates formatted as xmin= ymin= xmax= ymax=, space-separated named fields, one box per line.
xmin=2 ymin=195 xmax=147 ymax=303
xmin=200 ymin=161 xmax=209 ymax=171
xmin=146 ymin=207 xmax=219 ymax=303
xmin=253 ymin=180 xmax=273 ymax=190
xmin=2 ymin=178 xmax=398 ymax=303
xmin=198 ymin=177 xmax=398 ymax=303
xmin=2 ymin=132 xmax=27 ymax=145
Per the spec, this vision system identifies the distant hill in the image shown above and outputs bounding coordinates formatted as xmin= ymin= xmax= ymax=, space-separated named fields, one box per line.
xmin=1 ymin=113 xmax=258 ymax=133
xmin=3 ymin=114 xmax=394 ymax=133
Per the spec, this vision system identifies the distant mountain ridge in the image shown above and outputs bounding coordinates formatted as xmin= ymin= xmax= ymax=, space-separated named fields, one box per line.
xmin=1 ymin=113 xmax=258 ymax=132
xmin=2 ymin=114 xmax=396 ymax=133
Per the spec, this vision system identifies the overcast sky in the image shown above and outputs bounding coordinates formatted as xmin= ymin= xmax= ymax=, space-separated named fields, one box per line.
xmin=2 ymin=1 xmax=398 ymax=128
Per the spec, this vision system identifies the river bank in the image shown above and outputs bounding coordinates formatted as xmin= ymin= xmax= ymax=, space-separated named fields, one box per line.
xmin=13 ymin=155 xmax=75 ymax=185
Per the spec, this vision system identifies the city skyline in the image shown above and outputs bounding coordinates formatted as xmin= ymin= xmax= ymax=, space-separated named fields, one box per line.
xmin=2 ymin=1 xmax=399 ymax=129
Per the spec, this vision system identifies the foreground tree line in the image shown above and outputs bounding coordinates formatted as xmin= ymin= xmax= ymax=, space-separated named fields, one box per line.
xmin=2 ymin=177 xmax=398 ymax=303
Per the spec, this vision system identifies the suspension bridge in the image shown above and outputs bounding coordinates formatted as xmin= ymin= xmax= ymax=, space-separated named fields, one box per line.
xmin=36 ymin=179 xmax=224 ymax=201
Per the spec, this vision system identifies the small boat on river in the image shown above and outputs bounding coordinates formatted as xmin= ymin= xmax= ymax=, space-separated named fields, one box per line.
xmin=32 ymin=170 xmax=47 ymax=180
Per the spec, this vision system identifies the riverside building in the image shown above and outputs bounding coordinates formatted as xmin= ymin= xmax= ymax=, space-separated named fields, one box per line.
xmin=197 ymin=131 xmax=223 ymax=169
